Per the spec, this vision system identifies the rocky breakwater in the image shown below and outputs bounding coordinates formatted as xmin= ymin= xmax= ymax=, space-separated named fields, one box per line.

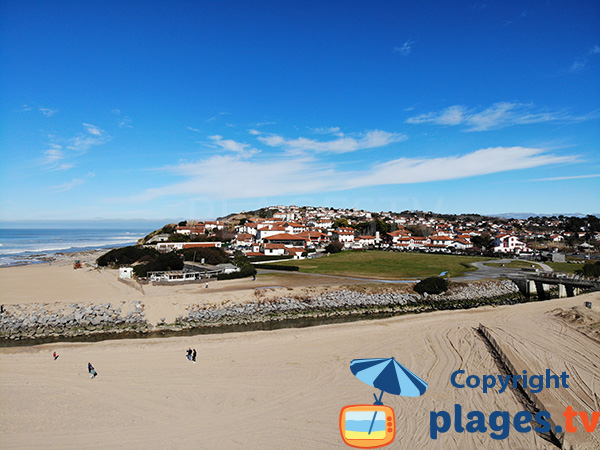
xmin=177 ymin=279 xmax=522 ymax=328
xmin=0 ymin=300 xmax=148 ymax=342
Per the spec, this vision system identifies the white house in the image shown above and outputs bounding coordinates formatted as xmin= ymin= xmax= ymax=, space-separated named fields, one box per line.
xmin=333 ymin=228 xmax=355 ymax=248
xmin=492 ymin=234 xmax=530 ymax=254
xmin=256 ymin=225 xmax=287 ymax=241
xmin=355 ymin=235 xmax=376 ymax=248
xmin=452 ymin=238 xmax=473 ymax=250
xmin=263 ymin=243 xmax=287 ymax=256
xmin=429 ymin=234 xmax=454 ymax=247
xmin=283 ymin=222 xmax=307 ymax=234
xmin=204 ymin=221 xmax=224 ymax=231
xmin=236 ymin=222 xmax=259 ymax=236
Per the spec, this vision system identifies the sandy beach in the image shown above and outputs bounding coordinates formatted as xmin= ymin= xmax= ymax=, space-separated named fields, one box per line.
xmin=1 ymin=255 xmax=599 ymax=449
xmin=0 ymin=251 xmax=389 ymax=326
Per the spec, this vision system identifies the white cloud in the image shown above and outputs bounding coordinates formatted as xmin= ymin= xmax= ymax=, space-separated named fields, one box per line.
xmin=258 ymin=130 xmax=407 ymax=154
xmin=118 ymin=116 xmax=132 ymax=128
xmin=21 ymin=104 xmax=58 ymax=116
xmin=406 ymin=102 xmax=591 ymax=131
xmin=112 ymin=109 xmax=133 ymax=128
xmin=40 ymin=144 xmax=74 ymax=171
xmin=569 ymin=59 xmax=587 ymax=73
xmin=66 ymin=123 xmax=110 ymax=151
xmin=395 ymin=40 xmax=415 ymax=56
xmin=120 ymin=146 xmax=574 ymax=204
xmin=308 ymin=126 xmax=345 ymax=137
xmin=50 ymin=172 xmax=95 ymax=192
xmin=39 ymin=107 xmax=58 ymax=117
xmin=40 ymin=123 xmax=110 ymax=170
xmin=206 ymin=112 xmax=230 ymax=122
xmin=529 ymin=173 xmax=600 ymax=182
xmin=42 ymin=144 xmax=64 ymax=164
xmin=247 ymin=129 xmax=261 ymax=135
xmin=123 ymin=154 xmax=334 ymax=203
xmin=50 ymin=178 xmax=85 ymax=192
xmin=208 ymin=135 xmax=259 ymax=158
xmin=565 ymin=45 xmax=600 ymax=74
xmin=346 ymin=147 xmax=575 ymax=188
xmin=82 ymin=123 xmax=102 ymax=136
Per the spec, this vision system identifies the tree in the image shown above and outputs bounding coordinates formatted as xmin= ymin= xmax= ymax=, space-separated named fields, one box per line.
xmin=325 ymin=241 xmax=344 ymax=254
xmin=414 ymin=277 xmax=449 ymax=295
xmin=471 ymin=234 xmax=494 ymax=250
xmin=178 ymin=247 xmax=229 ymax=264
xmin=406 ymin=225 xmax=432 ymax=238
xmin=232 ymin=251 xmax=252 ymax=268
xmin=133 ymin=252 xmax=184 ymax=277
xmin=97 ymin=246 xmax=159 ymax=267
xmin=168 ymin=233 xmax=190 ymax=242
xmin=333 ymin=218 xmax=349 ymax=228
xmin=576 ymin=261 xmax=600 ymax=278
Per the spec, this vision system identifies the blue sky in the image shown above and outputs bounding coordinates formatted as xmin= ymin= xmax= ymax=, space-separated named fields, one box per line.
xmin=1 ymin=0 xmax=598 ymax=221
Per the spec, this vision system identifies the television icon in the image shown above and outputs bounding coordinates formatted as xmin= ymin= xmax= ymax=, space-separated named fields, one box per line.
xmin=339 ymin=404 xmax=396 ymax=449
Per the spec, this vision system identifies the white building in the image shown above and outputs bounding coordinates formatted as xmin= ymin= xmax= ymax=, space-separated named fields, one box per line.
xmin=492 ymin=234 xmax=530 ymax=254
xmin=119 ymin=267 xmax=133 ymax=279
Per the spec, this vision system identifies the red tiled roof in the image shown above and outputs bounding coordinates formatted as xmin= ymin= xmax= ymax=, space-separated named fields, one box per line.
xmin=263 ymin=233 xmax=308 ymax=241
xmin=182 ymin=242 xmax=220 ymax=248
xmin=296 ymin=230 xmax=328 ymax=239
xmin=258 ymin=225 xmax=286 ymax=232
xmin=265 ymin=243 xmax=286 ymax=249
xmin=387 ymin=230 xmax=408 ymax=237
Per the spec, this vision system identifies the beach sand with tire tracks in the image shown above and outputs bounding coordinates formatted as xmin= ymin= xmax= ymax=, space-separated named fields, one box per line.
xmin=1 ymin=282 xmax=599 ymax=449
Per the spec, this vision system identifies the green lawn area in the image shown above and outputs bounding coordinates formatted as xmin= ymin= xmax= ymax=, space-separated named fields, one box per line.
xmin=545 ymin=262 xmax=582 ymax=274
xmin=263 ymin=251 xmax=493 ymax=279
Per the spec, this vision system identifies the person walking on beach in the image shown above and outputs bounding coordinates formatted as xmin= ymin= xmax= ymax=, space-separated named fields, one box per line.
xmin=186 ymin=348 xmax=192 ymax=361
xmin=53 ymin=351 xmax=59 ymax=360
xmin=192 ymin=349 xmax=197 ymax=363
xmin=88 ymin=362 xmax=98 ymax=379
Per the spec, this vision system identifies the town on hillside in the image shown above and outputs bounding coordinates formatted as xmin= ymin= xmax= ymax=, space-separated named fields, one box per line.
xmin=139 ymin=205 xmax=600 ymax=262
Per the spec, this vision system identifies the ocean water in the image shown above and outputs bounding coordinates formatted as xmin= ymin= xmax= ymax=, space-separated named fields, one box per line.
xmin=0 ymin=228 xmax=151 ymax=266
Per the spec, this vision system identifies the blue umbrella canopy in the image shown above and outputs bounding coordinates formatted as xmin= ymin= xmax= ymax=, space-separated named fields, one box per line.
xmin=350 ymin=357 xmax=428 ymax=398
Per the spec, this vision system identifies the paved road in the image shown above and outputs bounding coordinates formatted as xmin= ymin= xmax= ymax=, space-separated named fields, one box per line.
xmin=454 ymin=259 xmax=552 ymax=281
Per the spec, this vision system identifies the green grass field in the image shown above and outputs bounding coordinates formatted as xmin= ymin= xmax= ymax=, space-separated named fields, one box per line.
xmin=545 ymin=261 xmax=583 ymax=274
xmin=263 ymin=251 xmax=493 ymax=279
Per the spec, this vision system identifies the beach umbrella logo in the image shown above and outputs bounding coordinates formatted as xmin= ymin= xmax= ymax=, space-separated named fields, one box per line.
xmin=339 ymin=357 xmax=428 ymax=449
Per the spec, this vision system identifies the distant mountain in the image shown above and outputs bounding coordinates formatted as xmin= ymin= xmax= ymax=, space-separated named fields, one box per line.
xmin=493 ymin=212 xmax=597 ymax=220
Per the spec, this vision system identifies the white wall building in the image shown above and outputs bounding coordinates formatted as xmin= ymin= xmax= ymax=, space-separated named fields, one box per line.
xmin=492 ymin=234 xmax=530 ymax=254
